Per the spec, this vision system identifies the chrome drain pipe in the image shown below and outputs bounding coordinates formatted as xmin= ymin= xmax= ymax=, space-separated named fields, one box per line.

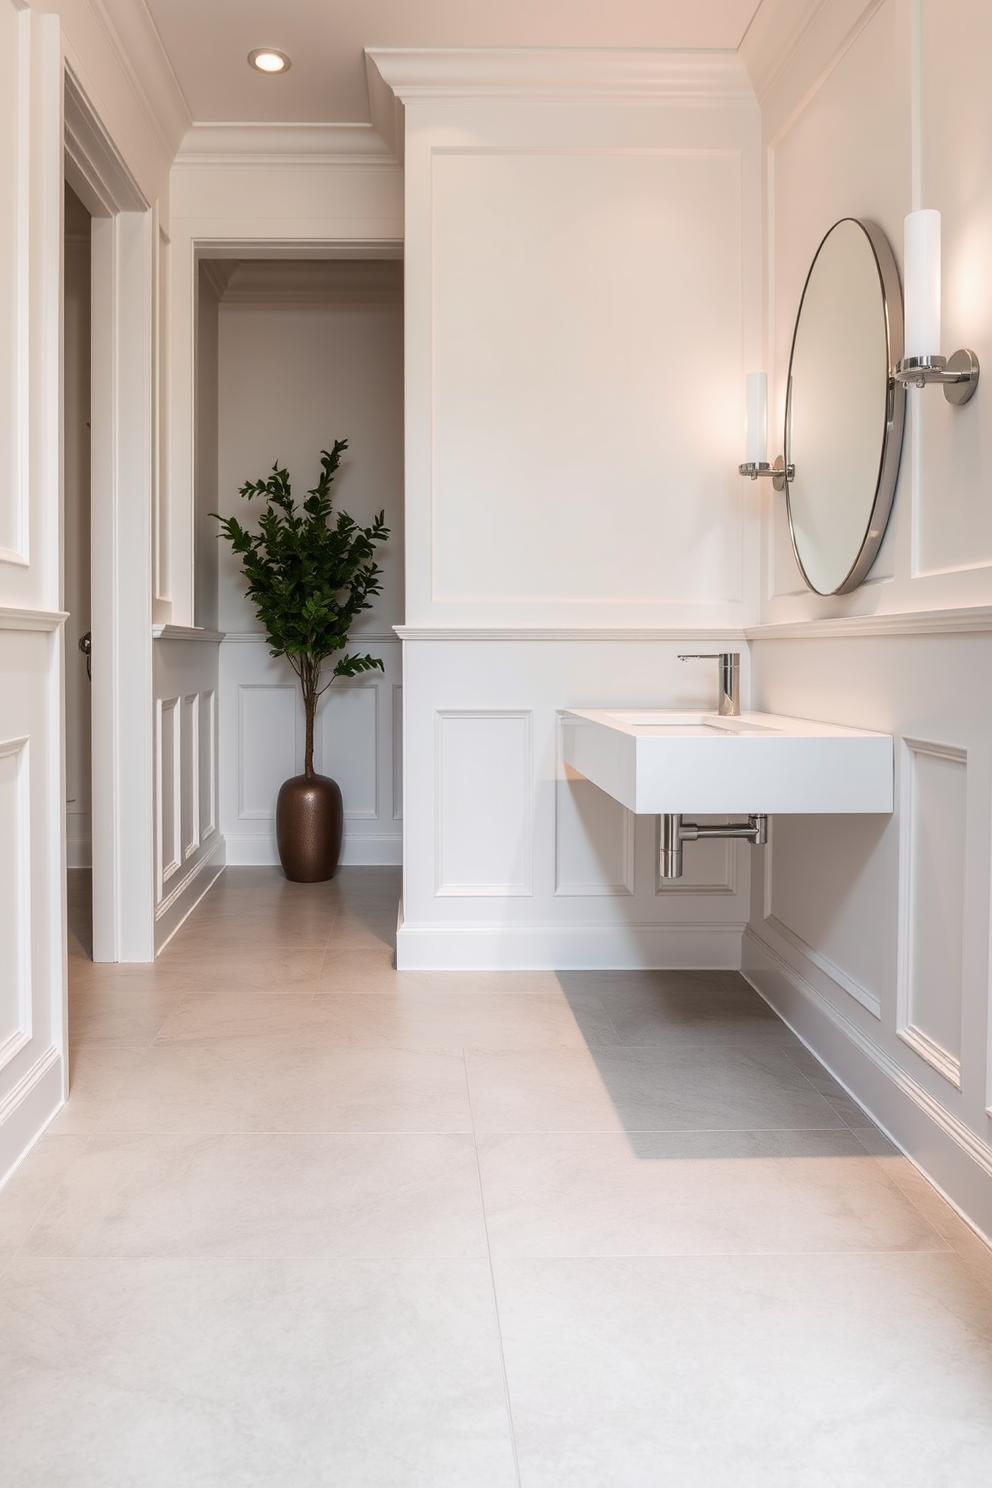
xmin=659 ymin=813 xmax=768 ymax=880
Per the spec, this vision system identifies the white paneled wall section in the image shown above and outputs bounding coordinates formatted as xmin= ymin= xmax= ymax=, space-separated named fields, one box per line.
xmin=367 ymin=50 xmax=763 ymax=969
xmin=152 ymin=632 xmax=224 ymax=951
xmin=743 ymin=0 xmax=992 ymax=1240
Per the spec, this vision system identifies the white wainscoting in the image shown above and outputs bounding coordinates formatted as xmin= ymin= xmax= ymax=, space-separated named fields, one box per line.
xmin=220 ymin=635 xmax=402 ymax=866
xmin=0 ymin=620 xmax=66 ymax=1189
xmin=153 ymin=632 xmax=225 ymax=952
xmin=397 ymin=633 xmax=753 ymax=970
xmin=747 ymin=627 xmax=992 ymax=1245
xmin=898 ymin=738 xmax=968 ymax=1089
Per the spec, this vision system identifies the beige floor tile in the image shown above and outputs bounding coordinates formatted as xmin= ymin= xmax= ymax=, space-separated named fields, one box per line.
xmin=479 ymin=1129 xmax=950 ymax=1257
xmin=466 ymin=1042 xmax=847 ymax=1133
xmin=560 ymin=968 xmax=784 ymax=1043
xmin=0 ymin=1257 xmax=517 ymax=1488
xmin=0 ymin=1136 xmax=91 ymax=1274
xmin=67 ymin=987 xmax=185 ymax=1046
xmin=495 ymin=1253 xmax=992 ymax=1488
xmin=159 ymin=988 xmax=615 ymax=1052
xmin=98 ymin=1041 xmax=473 ymax=1134
xmin=47 ymin=1045 xmax=147 ymax=1134
xmin=154 ymin=945 xmax=325 ymax=992
xmin=23 ymin=1132 xmax=489 ymax=1260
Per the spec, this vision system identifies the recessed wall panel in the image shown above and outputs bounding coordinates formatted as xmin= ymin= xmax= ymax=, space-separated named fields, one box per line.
xmin=319 ymin=681 xmax=378 ymax=818
xmin=900 ymin=740 xmax=967 ymax=1083
xmin=181 ymin=693 xmax=198 ymax=859
xmin=556 ymin=764 xmax=633 ymax=896
xmin=431 ymin=148 xmax=744 ymax=608
xmin=199 ymin=687 xmax=216 ymax=839
xmin=0 ymin=739 xmax=29 ymax=1056
xmin=158 ymin=698 xmax=180 ymax=892
xmin=239 ymin=683 xmax=298 ymax=819
xmin=436 ymin=711 xmax=533 ymax=895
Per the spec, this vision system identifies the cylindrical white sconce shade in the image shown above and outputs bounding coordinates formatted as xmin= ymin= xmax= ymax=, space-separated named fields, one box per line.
xmin=904 ymin=209 xmax=941 ymax=359
xmin=745 ymin=371 xmax=767 ymax=464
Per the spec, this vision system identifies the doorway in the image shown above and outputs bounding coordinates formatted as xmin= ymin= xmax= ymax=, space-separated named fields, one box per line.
xmin=63 ymin=182 xmax=93 ymax=959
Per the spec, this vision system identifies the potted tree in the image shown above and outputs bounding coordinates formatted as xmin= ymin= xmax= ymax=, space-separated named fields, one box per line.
xmin=216 ymin=438 xmax=389 ymax=881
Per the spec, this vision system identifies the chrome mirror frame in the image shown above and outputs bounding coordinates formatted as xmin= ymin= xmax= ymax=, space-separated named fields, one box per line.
xmin=783 ymin=218 xmax=906 ymax=596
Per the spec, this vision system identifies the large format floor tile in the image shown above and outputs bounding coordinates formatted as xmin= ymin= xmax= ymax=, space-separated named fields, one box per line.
xmin=3 ymin=866 xmax=991 ymax=1485
xmin=0 ymin=1257 xmax=517 ymax=1488
xmin=495 ymin=1253 xmax=992 ymax=1488
xmin=97 ymin=1040 xmax=474 ymax=1133
xmin=478 ymin=1129 xmax=949 ymax=1257
xmin=22 ymin=1132 xmax=489 ymax=1260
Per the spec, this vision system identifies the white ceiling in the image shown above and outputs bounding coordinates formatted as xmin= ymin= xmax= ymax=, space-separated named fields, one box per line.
xmin=140 ymin=0 xmax=765 ymax=126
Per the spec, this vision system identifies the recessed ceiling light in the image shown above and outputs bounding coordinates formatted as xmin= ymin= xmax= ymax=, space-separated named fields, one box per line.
xmin=248 ymin=48 xmax=291 ymax=75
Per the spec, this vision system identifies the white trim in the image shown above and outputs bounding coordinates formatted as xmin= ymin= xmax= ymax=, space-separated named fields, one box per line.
xmin=85 ymin=0 xmax=190 ymax=165
xmin=763 ymin=912 xmax=882 ymax=1018
xmin=742 ymin=927 xmax=992 ymax=1243
xmin=224 ymin=630 xmax=398 ymax=646
xmin=747 ymin=606 xmax=992 ymax=639
xmin=224 ymin=830 xmax=403 ymax=868
xmin=153 ymin=835 xmax=226 ymax=955
xmin=175 ymin=122 xmax=397 ymax=170
xmin=154 ymin=830 xmax=225 ymax=921
xmin=395 ymin=920 xmax=745 ymax=971
xmin=395 ymin=626 xmax=748 ymax=642
xmin=366 ymin=48 xmax=756 ymax=105
xmin=0 ymin=1046 xmax=63 ymax=1190
xmin=152 ymin=624 xmax=225 ymax=643
xmin=0 ymin=607 xmax=67 ymax=631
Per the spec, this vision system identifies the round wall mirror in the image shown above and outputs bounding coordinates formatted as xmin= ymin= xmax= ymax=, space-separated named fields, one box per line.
xmin=784 ymin=218 xmax=905 ymax=596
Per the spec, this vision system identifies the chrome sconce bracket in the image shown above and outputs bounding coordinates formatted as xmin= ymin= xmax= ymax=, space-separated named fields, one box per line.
xmin=738 ymin=453 xmax=793 ymax=491
xmin=894 ymin=349 xmax=980 ymax=405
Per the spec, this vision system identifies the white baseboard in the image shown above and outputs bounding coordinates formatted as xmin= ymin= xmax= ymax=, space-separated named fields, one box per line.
xmin=396 ymin=920 xmax=745 ymax=971
xmin=742 ymin=926 xmax=992 ymax=1246
xmin=155 ymin=835 xmax=227 ymax=953
xmin=224 ymin=830 xmax=403 ymax=867
xmin=0 ymin=1046 xmax=64 ymax=1191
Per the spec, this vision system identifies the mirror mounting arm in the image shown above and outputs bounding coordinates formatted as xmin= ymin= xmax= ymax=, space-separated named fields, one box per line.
xmin=738 ymin=454 xmax=794 ymax=491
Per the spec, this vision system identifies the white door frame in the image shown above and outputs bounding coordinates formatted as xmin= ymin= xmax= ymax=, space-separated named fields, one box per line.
xmin=64 ymin=70 xmax=155 ymax=961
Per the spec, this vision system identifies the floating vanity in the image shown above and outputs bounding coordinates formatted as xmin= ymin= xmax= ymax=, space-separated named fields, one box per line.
xmin=561 ymin=707 xmax=893 ymax=878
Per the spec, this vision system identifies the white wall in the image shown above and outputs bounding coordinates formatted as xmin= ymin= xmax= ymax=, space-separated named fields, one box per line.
xmin=1 ymin=0 xmax=185 ymax=1178
xmin=742 ymin=0 xmax=992 ymax=1240
xmin=214 ymin=259 xmax=404 ymax=865
xmin=366 ymin=50 xmax=763 ymax=968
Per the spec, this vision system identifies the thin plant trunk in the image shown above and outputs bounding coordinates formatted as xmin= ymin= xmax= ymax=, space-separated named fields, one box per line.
xmin=301 ymin=658 xmax=320 ymax=778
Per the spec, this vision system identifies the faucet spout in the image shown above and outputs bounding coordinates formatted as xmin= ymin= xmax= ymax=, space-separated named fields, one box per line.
xmin=676 ymin=651 xmax=741 ymax=717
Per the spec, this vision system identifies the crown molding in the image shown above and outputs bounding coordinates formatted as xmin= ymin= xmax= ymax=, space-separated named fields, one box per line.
xmin=365 ymin=47 xmax=756 ymax=107
xmin=174 ymin=122 xmax=400 ymax=171
xmin=739 ymin=0 xmax=884 ymax=106
xmin=90 ymin=0 xmax=192 ymax=163
xmin=220 ymin=258 xmax=402 ymax=304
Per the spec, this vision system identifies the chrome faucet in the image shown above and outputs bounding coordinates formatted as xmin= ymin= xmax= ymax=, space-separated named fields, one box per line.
xmin=677 ymin=651 xmax=740 ymax=717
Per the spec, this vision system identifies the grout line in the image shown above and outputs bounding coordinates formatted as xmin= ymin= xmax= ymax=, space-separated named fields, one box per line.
xmin=464 ymin=1047 xmax=523 ymax=1488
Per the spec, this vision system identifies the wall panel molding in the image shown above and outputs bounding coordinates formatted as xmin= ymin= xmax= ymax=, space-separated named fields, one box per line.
xmin=0 ymin=735 xmax=31 ymax=1063
xmin=435 ymin=710 xmax=534 ymax=897
xmin=897 ymin=737 xmax=967 ymax=1089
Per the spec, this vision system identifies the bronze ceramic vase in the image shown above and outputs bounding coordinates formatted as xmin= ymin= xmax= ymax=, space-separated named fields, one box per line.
xmin=276 ymin=772 xmax=343 ymax=882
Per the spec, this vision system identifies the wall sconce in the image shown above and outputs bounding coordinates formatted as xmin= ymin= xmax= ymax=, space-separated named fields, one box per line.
xmin=894 ymin=209 xmax=980 ymax=405
xmin=738 ymin=371 xmax=792 ymax=489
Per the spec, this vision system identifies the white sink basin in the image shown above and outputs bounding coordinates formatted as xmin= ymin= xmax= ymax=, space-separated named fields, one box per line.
xmin=562 ymin=708 xmax=893 ymax=815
